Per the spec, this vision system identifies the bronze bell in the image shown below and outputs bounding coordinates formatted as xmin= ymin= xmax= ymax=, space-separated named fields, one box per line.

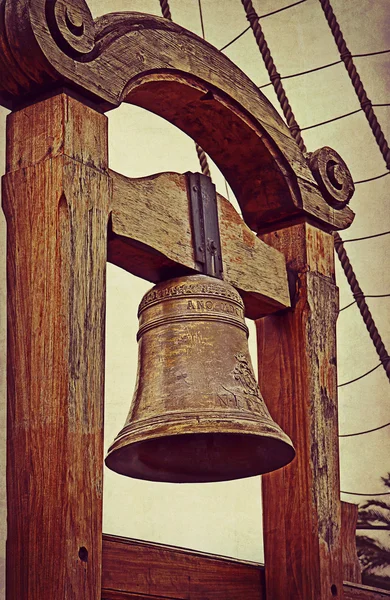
xmin=105 ymin=274 xmax=295 ymax=483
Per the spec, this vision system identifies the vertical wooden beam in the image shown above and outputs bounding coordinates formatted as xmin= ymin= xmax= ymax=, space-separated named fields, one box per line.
xmin=3 ymin=94 xmax=109 ymax=599
xmin=257 ymin=222 xmax=344 ymax=599
xmin=342 ymin=502 xmax=362 ymax=584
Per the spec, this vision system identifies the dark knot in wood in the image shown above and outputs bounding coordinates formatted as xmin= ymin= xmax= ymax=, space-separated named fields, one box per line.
xmin=46 ymin=0 xmax=95 ymax=58
xmin=307 ymin=146 xmax=354 ymax=210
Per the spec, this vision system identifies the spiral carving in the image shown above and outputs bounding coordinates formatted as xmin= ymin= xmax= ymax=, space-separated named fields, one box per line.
xmin=46 ymin=0 xmax=95 ymax=58
xmin=307 ymin=147 xmax=354 ymax=209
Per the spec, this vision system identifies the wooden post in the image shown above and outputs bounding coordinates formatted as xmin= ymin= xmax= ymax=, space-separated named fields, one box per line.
xmin=3 ymin=93 xmax=109 ymax=599
xmin=257 ymin=222 xmax=344 ymax=599
xmin=342 ymin=502 xmax=362 ymax=584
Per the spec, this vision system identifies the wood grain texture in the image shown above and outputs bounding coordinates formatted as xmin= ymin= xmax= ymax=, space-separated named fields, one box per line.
xmin=101 ymin=535 xmax=384 ymax=600
xmin=342 ymin=502 xmax=362 ymax=584
xmin=344 ymin=583 xmax=390 ymax=600
xmin=6 ymin=93 xmax=108 ymax=172
xmin=4 ymin=96 xmax=110 ymax=599
xmin=257 ymin=223 xmax=344 ymax=600
xmin=101 ymin=534 xmax=265 ymax=600
xmin=0 ymin=2 xmax=354 ymax=232
xmin=108 ymin=170 xmax=290 ymax=319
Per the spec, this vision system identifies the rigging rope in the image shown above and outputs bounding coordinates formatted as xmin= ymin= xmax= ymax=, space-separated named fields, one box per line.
xmin=319 ymin=0 xmax=390 ymax=171
xmin=340 ymin=421 xmax=390 ymax=438
xmin=159 ymin=0 xmax=211 ymax=178
xmin=300 ymin=108 xmax=362 ymax=131
xmin=341 ymin=491 xmax=390 ymax=497
xmin=343 ymin=230 xmax=390 ymax=243
xmin=354 ymin=171 xmax=390 ymax=185
xmin=340 ymin=294 xmax=390 ymax=313
xmin=239 ymin=0 xmax=390 ymax=385
xmin=288 ymin=104 xmax=389 ymax=134
xmin=220 ymin=0 xmax=307 ymax=52
xmin=338 ymin=363 xmax=382 ymax=387
xmin=258 ymin=49 xmax=390 ymax=88
xmin=240 ymin=0 xmax=306 ymax=152
xmin=334 ymin=233 xmax=390 ymax=382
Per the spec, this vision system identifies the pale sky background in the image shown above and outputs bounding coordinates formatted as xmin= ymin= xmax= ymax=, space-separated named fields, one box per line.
xmin=0 ymin=0 xmax=389 ymax=594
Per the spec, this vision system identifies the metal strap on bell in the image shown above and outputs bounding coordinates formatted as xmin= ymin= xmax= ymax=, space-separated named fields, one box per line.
xmin=105 ymin=274 xmax=295 ymax=483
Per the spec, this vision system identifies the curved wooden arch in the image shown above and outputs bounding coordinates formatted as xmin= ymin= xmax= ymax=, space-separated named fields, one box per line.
xmin=0 ymin=0 xmax=353 ymax=231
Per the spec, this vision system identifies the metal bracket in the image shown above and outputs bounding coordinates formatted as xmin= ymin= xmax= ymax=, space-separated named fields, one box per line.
xmin=187 ymin=172 xmax=223 ymax=279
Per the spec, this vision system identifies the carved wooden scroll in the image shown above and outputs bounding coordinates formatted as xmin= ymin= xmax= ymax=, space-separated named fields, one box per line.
xmin=0 ymin=0 xmax=354 ymax=233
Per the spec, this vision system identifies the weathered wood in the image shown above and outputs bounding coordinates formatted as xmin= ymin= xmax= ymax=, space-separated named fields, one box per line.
xmin=0 ymin=1 xmax=354 ymax=232
xmin=101 ymin=535 xmax=384 ymax=600
xmin=3 ymin=94 xmax=109 ymax=599
xmin=101 ymin=534 xmax=265 ymax=600
xmin=342 ymin=502 xmax=362 ymax=584
xmin=6 ymin=92 xmax=108 ymax=172
xmin=257 ymin=223 xmax=344 ymax=600
xmin=344 ymin=583 xmax=390 ymax=600
xmin=108 ymin=170 xmax=290 ymax=319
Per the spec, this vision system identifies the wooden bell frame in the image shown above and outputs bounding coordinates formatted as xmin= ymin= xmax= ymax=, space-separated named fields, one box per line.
xmin=1 ymin=1 xmax=381 ymax=598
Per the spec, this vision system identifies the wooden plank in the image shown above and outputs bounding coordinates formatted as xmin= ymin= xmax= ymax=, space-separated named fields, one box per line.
xmin=102 ymin=534 xmax=386 ymax=600
xmin=257 ymin=223 xmax=344 ymax=599
xmin=101 ymin=534 xmax=265 ymax=600
xmin=344 ymin=582 xmax=390 ymax=599
xmin=342 ymin=502 xmax=362 ymax=584
xmin=4 ymin=95 xmax=109 ymax=599
xmin=102 ymin=592 xmax=175 ymax=600
xmin=108 ymin=170 xmax=290 ymax=319
xmin=102 ymin=584 xmax=390 ymax=600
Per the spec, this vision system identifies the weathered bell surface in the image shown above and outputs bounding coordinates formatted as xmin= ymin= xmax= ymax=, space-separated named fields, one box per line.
xmin=105 ymin=274 xmax=295 ymax=483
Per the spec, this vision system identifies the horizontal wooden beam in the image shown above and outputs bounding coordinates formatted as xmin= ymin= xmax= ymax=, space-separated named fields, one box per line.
xmin=102 ymin=534 xmax=265 ymax=600
xmin=107 ymin=170 xmax=291 ymax=319
xmin=101 ymin=534 xmax=387 ymax=600
xmin=344 ymin=583 xmax=390 ymax=600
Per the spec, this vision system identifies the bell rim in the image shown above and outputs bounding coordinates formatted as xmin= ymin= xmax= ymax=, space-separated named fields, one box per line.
xmin=105 ymin=413 xmax=295 ymax=483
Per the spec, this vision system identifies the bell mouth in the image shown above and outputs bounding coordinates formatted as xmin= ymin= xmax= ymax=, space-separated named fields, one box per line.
xmin=105 ymin=429 xmax=295 ymax=484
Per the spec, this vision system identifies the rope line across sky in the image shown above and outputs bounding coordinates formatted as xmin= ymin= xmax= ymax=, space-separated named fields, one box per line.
xmin=219 ymin=0 xmax=307 ymax=51
xmin=340 ymin=421 xmax=390 ymax=438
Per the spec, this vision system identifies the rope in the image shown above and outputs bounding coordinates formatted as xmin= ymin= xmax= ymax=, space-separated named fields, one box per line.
xmin=159 ymin=0 xmax=211 ymax=178
xmin=356 ymin=525 xmax=390 ymax=530
xmin=220 ymin=0 xmax=307 ymax=52
xmin=340 ymin=421 xmax=390 ymax=438
xmin=354 ymin=171 xmax=390 ymax=184
xmin=258 ymin=49 xmax=390 ymax=88
xmin=319 ymin=0 xmax=390 ymax=170
xmin=259 ymin=60 xmax=342 ymax=88
xmin=340 ymin=294 xmax=390 ymax=312
xmin=343 ymin=230 xmax=390 ymax=243
xmin=159 ymin=0 xmax=172 ymax=20
xmin=195 ymin=143 xmax=211 ymax=178
xmin=240 ymin=0 xmax=390 ymax=387
xmin=333 ymin=232 xmax=390 ymax=382
xmin=197 ymin=0 xmax=206 ymax=39
xmin=341 ymin=491 xmax=390 ymax=497
xmin=300 ymin=108 xmax=362 ymax=131
xmin=338 ymin=363 xmax=382 ymax=387
xmin=240 ymin=0 xmax=306 ymax=152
